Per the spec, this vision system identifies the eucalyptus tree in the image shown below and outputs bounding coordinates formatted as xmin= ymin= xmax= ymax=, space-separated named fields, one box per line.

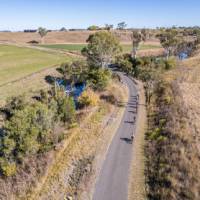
xmin=131 ymin=30 xmax=143 ymax=58
xmin=117 ymin=22 xmax=127 ymax=30
xmin=156 ymin=28 xmax=182 ymax=58
xmin=82 ymin=31 xmax=122 ymax=68
xmin=38 ymin=27 xmax=48 ymax=44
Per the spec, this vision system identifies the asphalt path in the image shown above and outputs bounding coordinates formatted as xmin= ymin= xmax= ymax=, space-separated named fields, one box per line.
xmin=93 ymin=72 xmax=138 ymax=200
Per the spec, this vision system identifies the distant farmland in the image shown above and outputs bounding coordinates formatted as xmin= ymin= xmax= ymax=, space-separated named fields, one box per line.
xmin=39 ymin=43 xmax=162 ymax=53
xmin=0 ymin=44 xmax=70 ymax=105
xmin=39 ymin=44 xmax=86 ymax=52
xmin=0 ymin=45 xmax=68 ymax=86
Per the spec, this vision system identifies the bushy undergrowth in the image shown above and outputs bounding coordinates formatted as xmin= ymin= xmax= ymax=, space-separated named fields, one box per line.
xmin=145 ymin=80 xmax=173 ymax=200
xmin=78 ymin=89 xmax=99 ymax=108
xmin=0 ymin=88 xmax=76 ymax=176
xmin=86 ymin=68 xmax=112 ymax=91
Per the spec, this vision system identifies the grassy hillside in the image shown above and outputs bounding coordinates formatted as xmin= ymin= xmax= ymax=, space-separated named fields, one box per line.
xmin=0 ymin=45 xmax=68 ymax=86
xmin=145 ymin=54 xmax=200 ymax=200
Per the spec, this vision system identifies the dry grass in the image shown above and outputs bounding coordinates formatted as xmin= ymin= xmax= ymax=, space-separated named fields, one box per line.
xmin=0 ymin=30 xmax=161 ymax=47
xmin=145 ymin=51 xmax=200 ymax=200
xmin=0 ymin=66 xmax=61 ymax=106
xmin=137 ymin=48 xmax=164 ymax=57
xmin=128 ymin=80 xmax=147 ymax=200
xmin=0 ymin=31 xmax=133 ymax=44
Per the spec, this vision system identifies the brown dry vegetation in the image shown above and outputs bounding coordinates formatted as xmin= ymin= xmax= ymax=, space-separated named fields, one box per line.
xmin=137 ymin=48 xmax=164 ymax=58
xmin=146 ymin=53 xmax=200 ymax=200
xmin=0 ymin=31 xmax=132 ymax=44
xmin=0 ymin=30 xmax=160 ymax=45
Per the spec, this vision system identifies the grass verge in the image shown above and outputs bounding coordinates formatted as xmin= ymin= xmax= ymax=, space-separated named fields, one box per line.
xmin=128 ymin=79 xmax=147 ymax=200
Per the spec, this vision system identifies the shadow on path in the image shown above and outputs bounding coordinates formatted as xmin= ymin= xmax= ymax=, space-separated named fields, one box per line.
xmin=120 ymin=137 xmax=133 ymax=144
xmin=124 ymin=120 xmax=134 ymax=124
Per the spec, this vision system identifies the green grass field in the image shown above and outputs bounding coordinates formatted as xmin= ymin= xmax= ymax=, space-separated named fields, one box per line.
xmin=39 ymin=44 xmax=86 ymax=52
xmin=39 ymin=43 xmax=161 ymax=53
xmin=0 ymin=45 xmax=68 ymax=86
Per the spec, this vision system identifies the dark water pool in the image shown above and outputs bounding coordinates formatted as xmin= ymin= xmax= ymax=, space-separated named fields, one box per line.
xmin=56 ymin=80 xmax=86 ymax=107
xmin=179 ymin=52 xmax=188 ymax=60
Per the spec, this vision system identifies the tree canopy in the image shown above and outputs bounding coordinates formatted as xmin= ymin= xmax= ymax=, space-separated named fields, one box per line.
xmin=82 ymin=31 xmax=122 ymax=68
xmin=87 ymin=25 xmax=100 ymax=31
xmin=117 ymin=22 xmax=127 ymax=30
xmin=156 ymin=29 xmax=182 ymax=58
xmin=38 ymin=27 xmax=48 ymax=38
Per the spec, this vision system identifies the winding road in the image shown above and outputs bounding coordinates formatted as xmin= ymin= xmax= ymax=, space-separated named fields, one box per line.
xmin=93 ymin=72 xmax=138 ymax=200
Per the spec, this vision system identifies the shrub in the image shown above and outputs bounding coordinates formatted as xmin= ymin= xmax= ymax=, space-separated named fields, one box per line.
xmin=78 ymin=89 xmax=99 ymax=107
xmin=0 ymin=101 xmax=56 ymax=167
xmin=4 ymin=95 xmax=27 ymax=118
xmin=0 ymin=159 xmax=16 ymax=177
xmin=87 ymin=25 xmax=100 ymax=31
xmin=87 ymin=68 xmax=112 ymax=91
xmin=164 ymin=58 xmax=176 ymax=70
xmin=100 ymin=94 xmax=116 ymax=104
xmin=117 ymin=56 xmax=133 ymax=74
xmin=55 ymin=90 xmax=76 ymax=124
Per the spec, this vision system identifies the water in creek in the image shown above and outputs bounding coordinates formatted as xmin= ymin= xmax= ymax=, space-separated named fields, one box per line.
xmin=56 ymin=80 xmax=86 ymax=107
xmin=179 ymin=52 xmax=188 ymax=60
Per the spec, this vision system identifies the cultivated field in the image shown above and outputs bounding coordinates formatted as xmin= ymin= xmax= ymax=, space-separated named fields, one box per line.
xmin=0 ymin=44 xmax=70 ymax=105
xmin=0 ymin=45 xmax=68 ymax=85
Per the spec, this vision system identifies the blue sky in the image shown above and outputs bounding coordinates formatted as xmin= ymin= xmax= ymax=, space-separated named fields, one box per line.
xmin=0 ymin=0 xmax=200 ymax=30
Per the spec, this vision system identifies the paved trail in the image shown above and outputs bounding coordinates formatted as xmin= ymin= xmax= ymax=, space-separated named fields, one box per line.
xmin=93 ymin=72 xmax=138 ymax=200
